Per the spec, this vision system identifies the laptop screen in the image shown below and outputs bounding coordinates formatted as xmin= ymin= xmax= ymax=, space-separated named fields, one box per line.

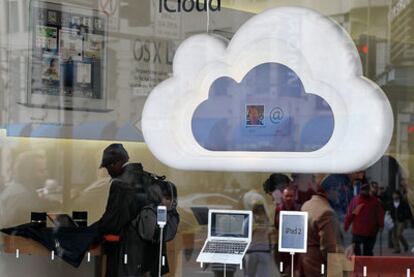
xmin=211 ymin=212 xmax=249 ymax=238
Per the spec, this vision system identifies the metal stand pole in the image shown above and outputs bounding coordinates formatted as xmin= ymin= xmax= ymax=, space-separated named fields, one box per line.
xmin=380 ymin=230 xmax=383 ymax=256
xmin=224 ymin=263 xmax=226 ymax=277
xmin=159 ymin=226 xmax=164 ymax=277
xmin=290 ymin=252 xmax=294 ymax=277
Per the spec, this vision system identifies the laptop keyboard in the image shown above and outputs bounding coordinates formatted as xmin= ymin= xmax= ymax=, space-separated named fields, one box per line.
xmin=204 ymin=241 xmax=248 ymax=254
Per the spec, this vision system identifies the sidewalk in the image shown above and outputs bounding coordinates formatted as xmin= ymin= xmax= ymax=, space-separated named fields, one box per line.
xmin=373 ymin=228 xmax=414 ymax=256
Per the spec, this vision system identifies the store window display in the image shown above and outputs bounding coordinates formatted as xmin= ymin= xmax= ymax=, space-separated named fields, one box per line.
xmin=1 ymin=0 xmax=414 ymax=276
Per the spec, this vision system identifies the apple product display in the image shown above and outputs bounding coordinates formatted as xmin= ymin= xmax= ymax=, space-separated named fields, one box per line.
xmin=278 ymin=211 xmax=308 ymax=253
xmin=25 ymin=0 xmax=108 ymax=111
xmin=157 ymin=205 xmax=167 ymax=227
xmin=197 ymin=209 xmax=252 ymax=268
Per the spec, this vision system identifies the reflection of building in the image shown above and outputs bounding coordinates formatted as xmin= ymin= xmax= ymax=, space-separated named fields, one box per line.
xmin=385 ymin=0 xmax=414 ymax=93
xmin=384 ymin=0 xmax=414 ymax=165
xmin=390 ymin=0 xmax=414 ymax=66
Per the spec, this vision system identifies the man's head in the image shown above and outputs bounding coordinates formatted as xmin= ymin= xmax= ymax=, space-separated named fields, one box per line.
xmin=100 ymin=144 xmax=129 ymax=178
xmin=359 ymin=183 xmax=370 ymax=197
xmin=370 ymin=181 xmax=379 ymax=196
xmin=318 ymin=174 xmax=340 ymax=203
xmin=14 ymin=151 xmax=48 ymax=190
xmin=282 ymin=186 xmax=296 ymax=208
xmin=263 ymin=173 xmax=291 ymax=205
xmin=392 ymin=190 xmax=402 ymax=202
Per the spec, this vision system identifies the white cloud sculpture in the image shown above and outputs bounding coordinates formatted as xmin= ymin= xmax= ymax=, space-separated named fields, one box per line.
xmin=142 ymin=7 xmax=393 ymax=173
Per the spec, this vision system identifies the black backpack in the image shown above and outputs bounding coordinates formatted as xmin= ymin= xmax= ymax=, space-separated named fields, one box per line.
xmin=135 ymin=174 xmax=179 ymax=243
xmin=137 ymin=204 xmax=179 ymax=243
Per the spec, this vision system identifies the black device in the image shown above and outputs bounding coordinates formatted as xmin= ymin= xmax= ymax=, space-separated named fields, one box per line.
xmin=157 ymin=205 xmax=167 ymax=227
xmin=72 ymin=211 xmax=88 ymax=227
xmin=31 ymin=212 xmax=47 ymax=227
xmin=47 ymin=213 xmax=78 ymax=228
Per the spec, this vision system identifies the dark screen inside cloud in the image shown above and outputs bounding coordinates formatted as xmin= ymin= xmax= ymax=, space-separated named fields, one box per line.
xmin=191 ymin=62 xmax=335 ymax=152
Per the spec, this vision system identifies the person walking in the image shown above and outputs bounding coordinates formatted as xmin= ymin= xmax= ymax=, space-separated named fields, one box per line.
xmin=344 ymin=183 xmax=384 ymax=256
xmin=243 ymin=190 xmax=279 ymax=277
xmin=299 ymin=174 xmax=343 ymax=277
xmin=389 ymin=190 xmax=412 ymax=253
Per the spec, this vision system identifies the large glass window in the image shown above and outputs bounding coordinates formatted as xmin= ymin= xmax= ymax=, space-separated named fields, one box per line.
xmin=0 ymin=0 xmax=413 ymax=276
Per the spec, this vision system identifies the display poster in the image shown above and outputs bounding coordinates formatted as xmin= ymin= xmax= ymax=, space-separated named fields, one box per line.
xmin=130 ymin=37 xmax=177 ymax=97
xmin=7 ymin=0 xmax=253 ymax=141
xmin=278 ymin=211 xmax=308 ymax=253
xmin=28 ymin=1 xmax=107 ymax=109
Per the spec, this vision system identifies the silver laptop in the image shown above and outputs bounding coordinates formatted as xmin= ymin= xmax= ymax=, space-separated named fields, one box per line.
xmin=197 ymin=209 xmax=252 ymax=267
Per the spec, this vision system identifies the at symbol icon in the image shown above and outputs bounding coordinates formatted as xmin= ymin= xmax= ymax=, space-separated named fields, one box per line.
xmin=270 ymin=107 xmax=284 ymax=124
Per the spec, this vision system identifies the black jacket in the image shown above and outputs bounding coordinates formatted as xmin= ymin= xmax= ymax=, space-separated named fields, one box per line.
xmin=388 ymin=199 xmax=412 ymax=223
xmin=92 ymin=163 xmax=177 ymax=277
xmin=92 ymin=163 xmax=150 ymax=235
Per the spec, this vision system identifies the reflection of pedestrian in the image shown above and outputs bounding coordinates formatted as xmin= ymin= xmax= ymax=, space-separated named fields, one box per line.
xmin=263 ymin=173 xmax=290 ymax=208
xmin=291 ymin=173 xmax=316 ymax=206
xmin=243 ymin=190 xmax=279 ymax=277
xmin=299 ymin=174 xmax=343 ymax=277
xmin=344 ymin=183 xmax=384 ymax=256
xmin=370 ymin=181 xmax=380 ymax=198
xmin=275 ymin=187 xmax=300 ymax=276
xmin=389 ymin=191 xmax=411 ymax=253
xmin=0 ymin=151 xmax=52 ymax=227
xmin=72 ymin=165 xmax=111 ymax=223
xmin=274 ymin=187 xmax=300 ymax=230
xmin=262 ymin=173 xmax=290 ymax=274
xmin=366 ymin=155 xmax=406 ymax=250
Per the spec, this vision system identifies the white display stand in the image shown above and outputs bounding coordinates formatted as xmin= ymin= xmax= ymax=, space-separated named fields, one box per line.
xmin=196 ymin=209 xmax=253 ymax=274
xmin=278 ymin=211 xmax=308 ymax=277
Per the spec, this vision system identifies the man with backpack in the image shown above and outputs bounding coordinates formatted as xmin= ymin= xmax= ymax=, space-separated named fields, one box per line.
xmin=93 ymin=143 xmax=179 ymax=277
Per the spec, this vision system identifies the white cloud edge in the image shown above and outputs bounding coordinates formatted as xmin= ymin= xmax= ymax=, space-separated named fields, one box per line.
xmin=142 ymin=6 xmax=393 ymax=173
